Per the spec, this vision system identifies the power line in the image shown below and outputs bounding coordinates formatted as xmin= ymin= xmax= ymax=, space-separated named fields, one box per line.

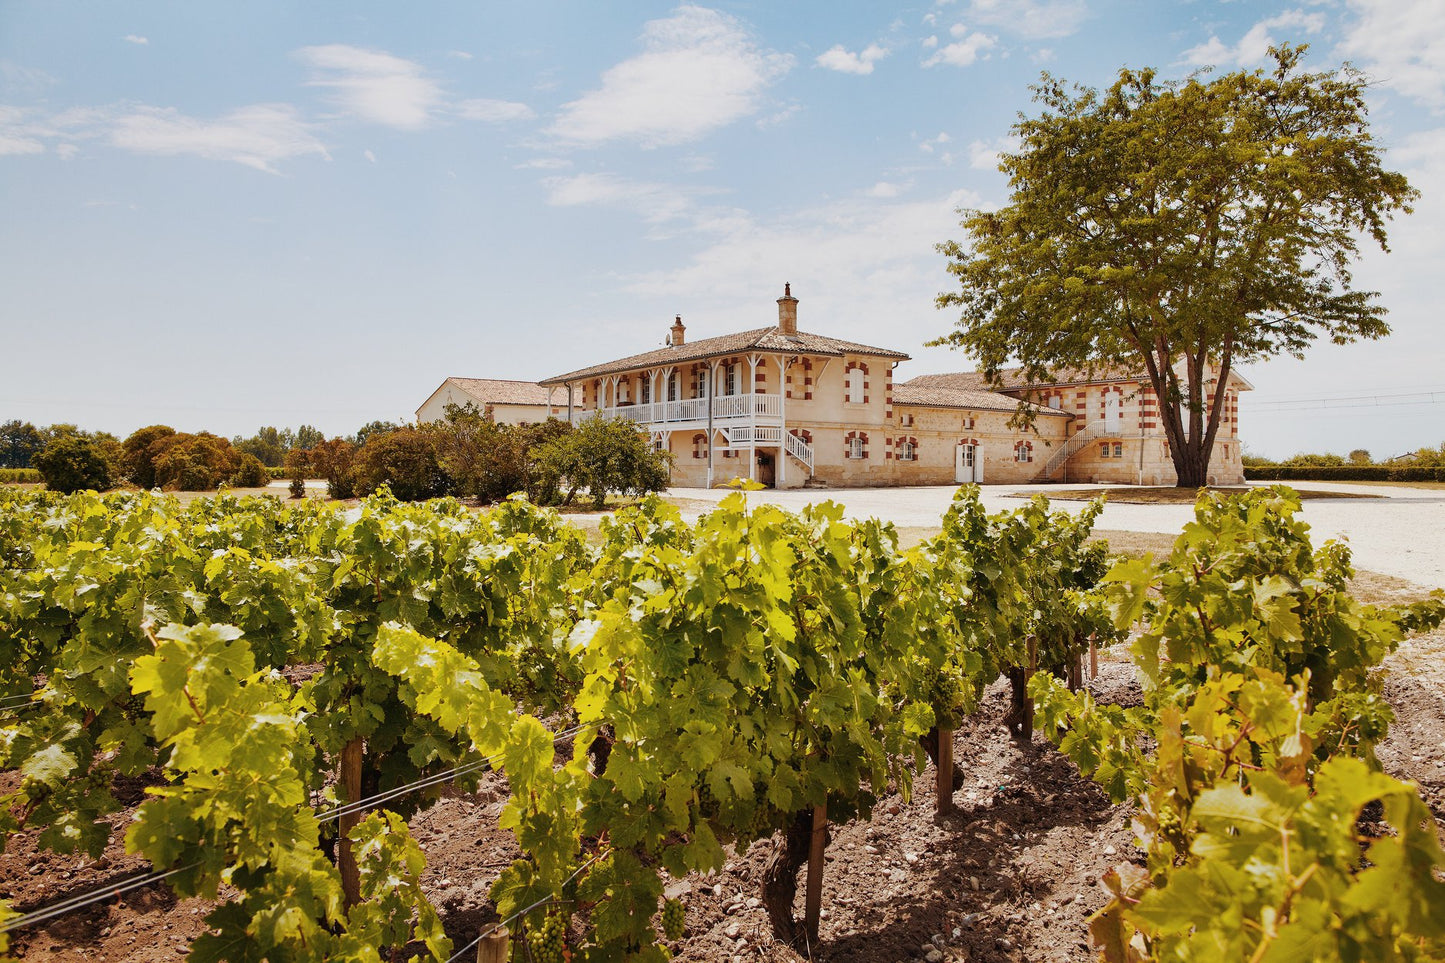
xmin=1245 ymin=390 xmax=1445 ymax=412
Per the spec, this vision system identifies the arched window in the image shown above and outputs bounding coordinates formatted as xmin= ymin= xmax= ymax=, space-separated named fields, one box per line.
xmin=692 ymin=434 xmax=707 ymax=459
xmin=1014 ymin=441 xmax=1033 ymax=463
xmin=898 ymin=439 xmax=917 ymax=461
xmin=846 ymin=432 xmax=869 ymax=460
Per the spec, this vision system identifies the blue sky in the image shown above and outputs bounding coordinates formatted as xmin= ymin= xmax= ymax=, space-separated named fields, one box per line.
xmin=2 ymin=1 xmax=1442 ymax=460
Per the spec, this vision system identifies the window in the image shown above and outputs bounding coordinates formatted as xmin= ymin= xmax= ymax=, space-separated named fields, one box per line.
xmin=846 ymin=433 xmax=868 ymax=459
xmin=694 ymin=367 xmax=708 ymax=397
xmin=899 ymin=440 xmax=917 ymax=461
xmin=900 ymin=411 xmax=914 ymax=427
xmin=618 ymin=379 xmax=630 ymax=404
xmin=845 ymin=366 xmax=863 ymax=404
xmin=724 ymin=363 xmax=738 ymax=396
xmin=1015 ymin=441 xmax=1033 ymax=463
xmin=1099 ymin=443 xmax=1112 ymax=459
xmin=640 ymin=380 xmax=651 ymax=404
xmin=1047 ymin=396 xmax=1061 ymax=409
xmin=667 ymin=371 xmax=678 ymax=402
xmin=1113 ymin=442 xmax=1123 ymax=458
xmin=692 ymin=434 xmax=707 ymax=459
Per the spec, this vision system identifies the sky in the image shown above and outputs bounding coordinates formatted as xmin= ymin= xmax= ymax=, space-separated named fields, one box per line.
xmin=2 ymin=1 xmax=1442 ymax=461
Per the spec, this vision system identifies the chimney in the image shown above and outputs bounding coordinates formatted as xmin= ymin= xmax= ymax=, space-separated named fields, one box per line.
xmin=670 ymin=314 xmax=686 ymax=346
xmin=777 ymin=282 xmax=798 ymax=336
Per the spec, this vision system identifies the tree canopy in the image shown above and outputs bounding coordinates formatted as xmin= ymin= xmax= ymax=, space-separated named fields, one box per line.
xmin=935 ymin=46 xmax=1415 ymax=486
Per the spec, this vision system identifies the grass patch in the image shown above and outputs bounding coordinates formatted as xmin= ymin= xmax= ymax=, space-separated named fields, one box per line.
xmin=1014 ymin=486 xmax=1381 ymax=505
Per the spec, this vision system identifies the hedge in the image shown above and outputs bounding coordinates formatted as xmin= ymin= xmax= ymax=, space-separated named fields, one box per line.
xmin=0 ymin=468 xmax=42 ymax=484
xmin=268 ymin=466 xmax=289 ymax=481
xmin=1245 ymin=465 xmax=1445 ymax=483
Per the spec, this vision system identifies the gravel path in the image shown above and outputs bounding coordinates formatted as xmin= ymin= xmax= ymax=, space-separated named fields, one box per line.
xmin=665 ymin=482 xmax=1445 ymax=591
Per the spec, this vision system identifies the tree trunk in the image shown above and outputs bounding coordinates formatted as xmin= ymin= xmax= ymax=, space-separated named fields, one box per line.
xmin=761 ymin=810 xmax=815 ymax=944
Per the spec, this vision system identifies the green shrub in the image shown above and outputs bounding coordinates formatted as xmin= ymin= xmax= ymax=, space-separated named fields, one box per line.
xmin=122 ymin=425 xmax=177 ymax=488
xmin=33 ymin=437 xmax=115 ymax=493
xmin=306 ymin=439 xmax=356 ymax=499
xmin=229 ymin=452 xmax=270 ymax=488
xmin=151 ymin=433 xmax=243 ymax=491
xmin=0 ymin=467 xmax=43 ymax=484
xmin=1244 ymin=465 xmax=1445 ymax=482
xmin=537 ymin=417 xmax=671 ymax=509
xmin=351 ymin=428 xmax=446 ymax=501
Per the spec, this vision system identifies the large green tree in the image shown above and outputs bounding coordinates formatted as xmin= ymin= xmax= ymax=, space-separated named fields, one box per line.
xmin=935 ymin=46 xmax=1415 ymax=487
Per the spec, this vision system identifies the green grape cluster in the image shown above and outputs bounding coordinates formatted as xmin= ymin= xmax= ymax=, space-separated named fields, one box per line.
xmin=661 ymin=898 xmax=685 ymax=940
xmin=526 ymin=912 xmax=566 ymax=963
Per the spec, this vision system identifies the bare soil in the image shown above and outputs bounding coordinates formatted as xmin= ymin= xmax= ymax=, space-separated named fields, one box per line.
xmin=5 ymin=576 xmax=1442 ymax=963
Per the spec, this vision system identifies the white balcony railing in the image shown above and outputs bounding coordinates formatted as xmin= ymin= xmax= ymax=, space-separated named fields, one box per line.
xmin=572 ymin=393 xmax=782 ymax=427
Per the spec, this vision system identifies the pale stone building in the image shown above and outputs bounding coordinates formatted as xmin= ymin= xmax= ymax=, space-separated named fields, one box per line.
xmin=424 ymin=286 xmax=1248 ymax=488
xmin=415 ymin=378 xmax=559 ymax=427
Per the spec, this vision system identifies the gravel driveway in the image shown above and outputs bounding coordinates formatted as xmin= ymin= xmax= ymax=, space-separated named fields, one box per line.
xmin=667 ymin=482 xmax=1445 ymax=591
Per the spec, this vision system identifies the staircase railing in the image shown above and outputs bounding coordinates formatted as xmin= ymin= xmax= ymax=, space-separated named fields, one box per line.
xmin=1041 ymin=422 xmax=1105 ymax=480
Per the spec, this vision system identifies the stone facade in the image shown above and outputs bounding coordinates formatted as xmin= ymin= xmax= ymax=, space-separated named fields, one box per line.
xmin=429 ymin=287 xmax=1249 ymax=489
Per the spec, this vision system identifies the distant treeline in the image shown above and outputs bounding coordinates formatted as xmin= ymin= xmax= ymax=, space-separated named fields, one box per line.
xmin=1 ymin=407 xmax=671 ymax=506
xmin=1242 ymin=443 xmax=1445 ymax=483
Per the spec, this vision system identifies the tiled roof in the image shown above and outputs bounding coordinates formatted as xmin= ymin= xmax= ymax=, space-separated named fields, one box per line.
xmin=906 ymin=362 xmax=1253 ymax=392
xmin=540 ymin=327 xmax=910 ymax=384
xmin=438 ymin=378 xmax=553 ymax=407
xmin=893 ymin=384 xmax=1073 ymax=417
xmin=905 ymin=365 xmax=1145 ymax=392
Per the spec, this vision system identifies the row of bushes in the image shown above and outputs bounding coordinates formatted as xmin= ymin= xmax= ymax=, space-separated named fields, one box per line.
xmin=287 ymin=407 xmax=671 ymax=507
xmin=1245 ymin=465 xmax=1445 ymax=483
xmin=0 ymin=468 xmax=42 ymax=484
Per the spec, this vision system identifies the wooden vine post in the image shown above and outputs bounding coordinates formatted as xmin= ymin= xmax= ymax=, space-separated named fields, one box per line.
xmin=804 ymin=804 xmax=828 ymax=946
xmin=338 ymin=736 xmax=363 ymax=908
xmin=1023 ymin=637 xmax=1037 ymax=742
xmin=936 ymin=727 xmax=954 ymax=814
xmin=476 ymin=926 xmax=510 ymax=963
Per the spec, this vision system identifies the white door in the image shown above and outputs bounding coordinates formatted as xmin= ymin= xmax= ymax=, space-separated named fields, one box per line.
xmin=955 ymin=444 xmax=980 ymax=483
xmin=1104 ymin=394 xmax=1121 ymax=433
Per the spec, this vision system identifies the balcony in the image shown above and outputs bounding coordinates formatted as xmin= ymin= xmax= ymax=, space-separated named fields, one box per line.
xmin=572 ymin=393 xmax=782 ymax=428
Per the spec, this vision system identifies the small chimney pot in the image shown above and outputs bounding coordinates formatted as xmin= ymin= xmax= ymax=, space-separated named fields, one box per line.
xmin=777 ymin=283 xmax=798 ymax=335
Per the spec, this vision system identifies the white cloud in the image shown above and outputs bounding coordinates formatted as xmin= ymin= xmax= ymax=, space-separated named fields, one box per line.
xmin=816 ymin=43 xmax=888 ymax=76
xmin=0 ymin=105 xmax=60 ymax=155
xmin=296 ymin=44 xmax=442 ymax=129
xmin=865 ymin=181 xmax=907 ymax=198
xmin=922 ymin=35 xmax=940 ymax=49
xmin=364 ymin=149 xmax=376 ymax=163
xmin=447 ymin=50 xmax=474 ymax=60
xmin=123 ymin=35 xmax=149 ymax=46
xmin=922 ymin=26 xmax=997 ymax=67
xmin=1338 ymin=0 xmax=1445 ymax=110
xmin=618 ymin=190 xmax=983 ymax=355
xmin=110 ymin=103 xmax=329 ymax=173
xmin=0 ymin=132 xmax=44 ymax=156
xmin=56 ymin=143 xmax=78 ymax=160
xmin=548 ymin=5 xmax=793 ymax=147
xmin=1 ymin=61 xmax=57 ymax=98
xmin=515 ymin=156 xmax=572 ymax=170
xmin=917 ymin=131 xmax=952 ymax=153
xmin=968 ymin=135 xmax=1018 ymax=170
xmin=966 ymin=0 xmax=1087 ymax=40
xmin=1182 ymin=9 xmax=1325 ymax=68
xmin=454 ymin=98 xmax=535 ymax=122
xmin=543 ymin=172 xmax=705 ymax=223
